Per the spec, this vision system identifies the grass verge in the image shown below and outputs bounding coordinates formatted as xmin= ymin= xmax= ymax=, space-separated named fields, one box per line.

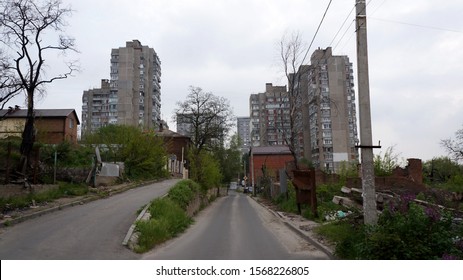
xmin=134 ymin=198 xmax=192 ymax=253
xmin=0 ymin=182 xmax=88 ymax=213
xmin=133 ymin=179 xmax=206 ymax=253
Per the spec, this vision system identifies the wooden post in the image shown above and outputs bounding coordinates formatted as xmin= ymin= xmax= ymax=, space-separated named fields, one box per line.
xmin=5 ymin=142 xmax=11 ymax=184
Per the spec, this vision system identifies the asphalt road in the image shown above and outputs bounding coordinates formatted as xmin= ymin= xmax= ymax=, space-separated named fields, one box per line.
xmin=143 ymin=190 xmax=329 ymax=260
xmin=0 ymin=179 xmax=180 ymax=260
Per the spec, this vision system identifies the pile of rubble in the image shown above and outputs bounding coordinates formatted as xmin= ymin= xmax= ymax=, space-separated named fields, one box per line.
xmin=331 ymin=186 xmax=463 ymax=220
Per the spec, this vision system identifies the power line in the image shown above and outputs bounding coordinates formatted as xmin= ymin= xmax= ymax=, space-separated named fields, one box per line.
xmin=329 ymin=5 xmax=356 ymax=47
xmin=333 ymin=0 xmax=375 ymax=53
xmin=300 ymin=0 xmax=333 ymax=65
xmin=369 ymin=17 xmax=463 ymax=34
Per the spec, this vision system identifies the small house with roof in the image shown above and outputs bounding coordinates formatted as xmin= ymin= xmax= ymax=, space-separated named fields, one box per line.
xmin=0 ymin=108 xmax=80 ymax=144
xmin=156 ymin=124 xmax=191 ymax=176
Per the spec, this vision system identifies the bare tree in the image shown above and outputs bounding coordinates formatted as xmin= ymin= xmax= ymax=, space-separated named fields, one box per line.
xmin=0 ymin=49 xmax=22 ymax=108
xmin=0 ymin=0 xmax=78 ymax=173
xmin=174 ymin=86 xmax=234 ymax=154
xmin=441 ymin=125 xmax=463 ymax=162
xmin=279 ymin=32 xmax=309 ymax=169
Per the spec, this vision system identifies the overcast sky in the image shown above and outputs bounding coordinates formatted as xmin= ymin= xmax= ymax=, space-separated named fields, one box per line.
xmin=6 ymin=0 xmax=463 ymax=162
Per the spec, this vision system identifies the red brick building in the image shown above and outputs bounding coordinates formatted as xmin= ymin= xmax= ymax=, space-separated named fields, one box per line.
xmin=251 ymin=146 xmax=294 ymax=183
xmin=0 ymin=108 xmax=80 ymax=144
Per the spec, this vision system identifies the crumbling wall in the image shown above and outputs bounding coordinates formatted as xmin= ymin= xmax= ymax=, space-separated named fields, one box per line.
xmin=346 ymin=158 xmax=427 ymax=194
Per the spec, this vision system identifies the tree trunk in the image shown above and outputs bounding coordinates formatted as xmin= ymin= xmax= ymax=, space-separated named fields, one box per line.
xmin=18 ymin=91 xmax=35 ymax=174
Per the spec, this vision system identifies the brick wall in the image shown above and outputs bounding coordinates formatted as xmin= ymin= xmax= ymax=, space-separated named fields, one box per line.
xmin=346 ymin=159 xmax=426 ymax=194
xmin=36 ymin=118 xmax=65 ymax=144
xmin=252 ymin=154 xmax=294 ymax=182
xmin=35 ymin=115 xmax=79 ymax=145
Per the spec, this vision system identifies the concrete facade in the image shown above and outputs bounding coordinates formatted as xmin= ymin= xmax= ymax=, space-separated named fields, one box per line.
xmin=237 ymin=117 xmax=251 ymax=154
xmin=250 ymin=83 xmax=290 ymax=147
xmin=110 ymin=40 xmax=161 ymax=129
xmin=81 ymin=79 xmax=114 ymax=135
xmin=82 ymin=40 xmax=162 ymax=133
xmin=303 ymin=47 xmax=359 ymax=173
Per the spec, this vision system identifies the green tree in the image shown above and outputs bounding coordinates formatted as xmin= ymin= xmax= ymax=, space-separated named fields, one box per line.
xmin=83 ymin=125 xmax=140 ymax=162
xmin=214 ymin=134 xmax=243 ymax=184
xmin=123 ymin=131 xmax=168 ymax=180
xmin=423 ymin=157 xmax=463 ymax=192
xmin=423 ymin=157 xmax=462 ymax=185
xmin=174 ymin=86 xmax=234 ymax=154
xmin=441 ymin=125 xmax=463 ymax=162
xmin=374 ymin=145 xmax=401 ymax=177
xmin=187 ymin=147 xmax=221 ymax=190
xmin=84 ymin=125 xmax=168 ymax=180
xmin=338 ymin=161 xmax=359 ymax=183
xmin=0 ymin=0 xmax=79 ymax=173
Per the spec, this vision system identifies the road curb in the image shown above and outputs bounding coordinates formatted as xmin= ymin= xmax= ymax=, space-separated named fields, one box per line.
xmin=281 ymin=220 xmax=336 ymax=259
xmin=122 ymin=203 xmax=150 ymax=247
xmin=122 ymin=192 xmax=168 ymax=248
xmin=250 ymin=195 xmax=335 ymax=259
xmin=0 ymin=195 xmax=99 ymax=228
xmin=0 ymin=179 xmax=161 ymax=228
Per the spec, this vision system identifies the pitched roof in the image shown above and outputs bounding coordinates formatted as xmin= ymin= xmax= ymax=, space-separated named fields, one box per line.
xmin=251 ymin=146 xmax=291 ymax=155
xmin=0 ymin=109 xmax=80 ymax=124
xmin=156 ymin=128 xmax=190 ymax=139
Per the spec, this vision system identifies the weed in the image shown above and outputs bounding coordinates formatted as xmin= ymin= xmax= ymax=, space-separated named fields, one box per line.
xmin=317 ymin=202 xmax=463 ymax=260
xmin=3 ymin=220 xmax=12 ymax=227
xmin=135 ymin=198 xmax=192 ymax=253
xmin=168 ymin=179 xmax=201 ymax=210
xmin=0 ymin=182 xmax=88 ymax=213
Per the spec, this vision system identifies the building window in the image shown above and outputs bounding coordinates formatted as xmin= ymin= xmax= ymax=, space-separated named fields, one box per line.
xmin=69 ymin=118 xmax=74 ymax=129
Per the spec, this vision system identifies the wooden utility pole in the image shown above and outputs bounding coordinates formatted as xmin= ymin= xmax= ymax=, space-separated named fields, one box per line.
xmin=356 ymin=0 xmax=378 ymax=225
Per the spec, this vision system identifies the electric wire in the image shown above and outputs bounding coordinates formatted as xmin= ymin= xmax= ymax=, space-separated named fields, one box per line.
xmin=334 ymin=0 xmax=374 ymax=53
xmin=329 ymin=5 xmax=355 ymax=48
xmin=369 ymin=17 xmax=463 ymax=34
xmin=300 ymin=0 xmax=333 ymax=65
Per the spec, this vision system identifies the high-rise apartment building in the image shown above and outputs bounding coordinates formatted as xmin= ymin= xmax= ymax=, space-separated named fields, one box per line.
xmin=110 ymin=40 xmax=161 ymax=129
xmin=81 ymin=79 xmax=114 ymax=134
xmin=304 ymin=47 xmax=358 ymax=172
xmin=82 ymin=40 xmax=161 ymax=135
xmin=237 ymin=117 xmax=251 ymax=154
xmin=250 ymin=83 xmax=290 ymax=147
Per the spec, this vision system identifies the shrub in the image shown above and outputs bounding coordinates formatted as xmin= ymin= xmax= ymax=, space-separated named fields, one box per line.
xmin=317 ymin=183 xmax=342 ymax=203
xmin=83 ymin=125 xmax=169 ymax=181
xmin=441 ymin=174 xmax=463 ymax=193
xmin=332 ymin=201 xmax=463 ymax=259
xmin=40 ymin=142 xmax=93 ymax=168
xmin=135 ymin=198 xmax=192 ymax=253
xmin=0 ymin=182 xmax=88 ymax=213
xmin=123 ymin=133 xmax=168 ymax=180
xmin=168 ymin=179 xmax=201 ymax=210
xmin=188 ymin=149 xmax=222 ymax=190
xmin=273 ymin=182 xmax=298 ymax=213
xmin=374 ymin=145 xmax=401 ymax=177
xmin=135 ymin=218 xmax=170 ymax=253
xmin=273 ymin=182 xmax=347 ymax=222
xmin=315 ymin=219 xmax=363 ymax=259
